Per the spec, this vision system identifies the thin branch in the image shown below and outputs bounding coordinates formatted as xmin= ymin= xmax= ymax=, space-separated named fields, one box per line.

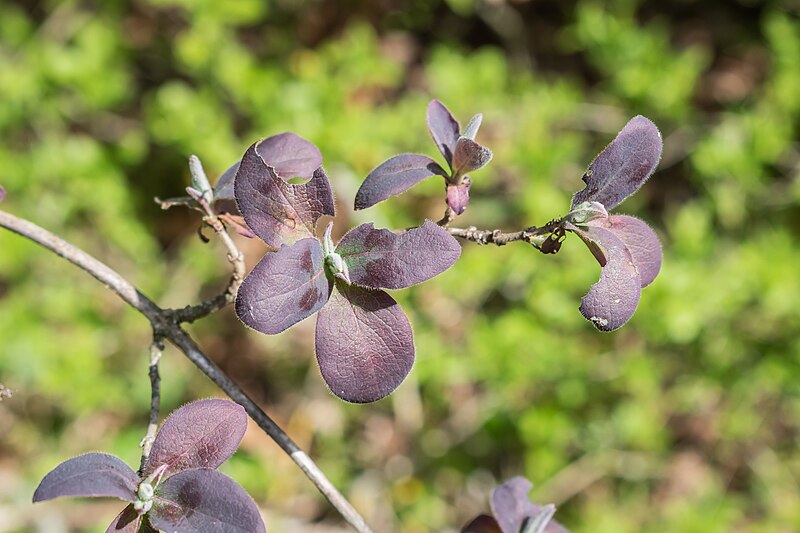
xmin=436 ymin=206 xmax=456 ymax=227
xmin=0 ymin=208 xmax=374 ymax=533
xmin=448 ymin=220 xmax=565 ymax=253
xmin=139 ymin=338 xmax=164 ymax=474
xmin=165 ymin=214 xmax=246 ymax=324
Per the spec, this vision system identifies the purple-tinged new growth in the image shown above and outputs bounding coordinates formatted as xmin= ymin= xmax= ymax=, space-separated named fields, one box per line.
xmin=571 ymin=115 xmax=662 ymax=211
xmin=235 ymin=139 xmax=334 ymax=248
xmin=33 ymin=399 xmax=265 ymax=533
xmin=462 ymin=477 xmax=568 ymax=533
xmin=355 ymin=99 xmax=491 ymax=215
xmin=560 ymin=115 xmax=663 ymax=331
xmin=215 ymin=132 xmax=324 ymax=201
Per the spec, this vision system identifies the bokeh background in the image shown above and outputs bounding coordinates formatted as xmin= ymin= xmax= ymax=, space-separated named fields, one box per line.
xmin=1 ymin=0 xmax=800 ymax=531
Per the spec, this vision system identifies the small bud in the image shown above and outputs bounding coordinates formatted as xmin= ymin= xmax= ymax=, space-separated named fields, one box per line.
xmin=565 ymin=201 xmax=608 ymax=225
xmin=325 ymin=252 xmax=351 ymax=285
xmin=462 ymin=113 xmax=483 ymax=140
xmin=188 ymin=155 xmax=213 ymax=204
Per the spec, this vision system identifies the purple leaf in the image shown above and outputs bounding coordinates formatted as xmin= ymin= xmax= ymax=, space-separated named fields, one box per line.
xmin=567 ymin=223 xmax=642 ymax=331
xmin=235 ymin=141 xmax=334 ymax=248
xmin=33 ymin=453 xmax=138 ymax=503
xmin=447 ymin=178 xmax=471 ymax=215
xmin=354 ymin=154 xmax=447 ymax=210
xmin=335 ymin=220 xmax=461 ymax=290
xmin=462 ymin=113 xmax=483 ymax=140
xmin=452 ymin=137 xmax=492 ymax=179
xmin=106 ymin=505 xmax=159 ymax=533
xmin=144 ymin=399 xmax=247 ymax=477
xmin=491 ymin=477 xmax=568 ymax=533
xmin=315 ymin=283 xmax=414 ymax=403
xmin=236 ymin=238 xmax=331 ymax=335
xmin=427 ymin=99 xmax=461 ymax=166
xmin=462 ymin=515 xmax=503 ymax=533
xmin=215 ymin=132 xmax=323 ymax=200
xmin=149 ymin=468 xmax=265 ymax=533
xmin=571 ymin=115 xmax=662 ymax=210
xmin=599 ymin=215 xmax=662 ymax=288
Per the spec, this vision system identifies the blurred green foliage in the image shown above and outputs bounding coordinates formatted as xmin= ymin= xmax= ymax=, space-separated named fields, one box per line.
xmin=2 ymin=0 xmax=800 ymax=532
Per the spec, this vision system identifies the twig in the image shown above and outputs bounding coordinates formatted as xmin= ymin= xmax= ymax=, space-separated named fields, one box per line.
xmin=448 ymin=220 xmax=565 ymax=253
xmin=436 ymin=206 xmax=456 ymax=227
xmin=139 ymin=338 xmax=164 ymax=474
xmin=0 ymin=208 xmax=374 ymax=533
xmin=165 ymin=214 xmax=245 ymax=324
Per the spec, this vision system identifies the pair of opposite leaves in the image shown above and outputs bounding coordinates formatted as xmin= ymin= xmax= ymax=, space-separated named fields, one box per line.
xmin=219 ymin=103 xmax=663 ymax=403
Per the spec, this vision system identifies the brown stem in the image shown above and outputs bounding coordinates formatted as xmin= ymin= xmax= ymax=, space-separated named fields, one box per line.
xmin=139 ymin=338 xmax=164 ymax=474
xmin=0 ymin=209 xmax=374 ymax=533
xmin=448 ymin=220 xmax=565 ymax=253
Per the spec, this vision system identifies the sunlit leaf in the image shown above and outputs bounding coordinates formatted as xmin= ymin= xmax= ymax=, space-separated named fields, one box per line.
xmin=315 ymin=283 xmax=414 ymax=403
xmin=336 ymin=220 xmax=461 ymax=290
xmin=447 ymin=179 xmax=471 ymax=215
xmin=144 ymin=399 xmax=247 ymax=477
xmin=354 ymin=154 xmax=447 ymax=210
xmin=33 ymin=453 xmax=138 ymax=503
xmin=567 ymin=224 xmax=642 ymax=331
xmin=236 ymin=238 xmax=331 ymax=335
xmin=106 ymin=505 xmax=158 ymax=533
xmin=427 ymin=99 xmax=461 ymax=166
xmin=491 ymin=477 xmax=568 ymax=533
xmin=452 ymin=137 xmax=492 ymax=179
xmin=462 ymin=113 xmax=483 ymax=140
xmin=214 ymin=132 xmax=323 ymax=200
xmin=235 ymin=141 xmax=334 ymax=247
xmin=571 ymin=115 xmax=662 ymax=210
xmin=149 ymin=469 xmax=265 ymax=533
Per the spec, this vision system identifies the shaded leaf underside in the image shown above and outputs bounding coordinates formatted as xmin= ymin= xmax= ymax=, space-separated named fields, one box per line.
xmin=315 ymin=282 xmax=414 ymax=403
xmin=491 ymin=477 xmax=568 ymax=533
xmin=236 ymin=238 xmax=331 ymax=335
xmin=106 ymin=505 xmax=158 ymax=533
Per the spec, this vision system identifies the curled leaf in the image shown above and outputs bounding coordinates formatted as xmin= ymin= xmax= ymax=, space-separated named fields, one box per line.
xmin=452 ymin=137 xmax=492 ymax=179
xmin=354 ymin=154 xmax=447 ymax=210
xmin=491 ymin=477 xmax=568 ymax=533
xmin=236 ymin=238 xmax=331 ymax=335
xmin=315 ymin=283 xmax=414 ymax=403
xmin=144 ymin=399 xmax=247 ymax=477
xmin=335 ymin=220 xmax=461 ymax=290
xmin=149 ymin=468 xmax=265 ymax=533
xmin=447 ymin=178 xmax=471 ymax=215
xmin=215 ymin=132 xmax=323 ymax=200
xmin=568 ymin=224 xmax=642 ymax=331
xmin=427 ymin=99 xmax=461 ymax=166
xmin=235 ymin=141 xmax=334 ymax=247
xmin=571 ymin=115 xmax=662 ymax=210
xmin=33 ymin=452 xmax=138 ymax=503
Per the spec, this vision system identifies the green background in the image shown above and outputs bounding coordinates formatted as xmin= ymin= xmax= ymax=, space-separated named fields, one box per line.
xmin=1 ymin=0 xmax=799 ymax=531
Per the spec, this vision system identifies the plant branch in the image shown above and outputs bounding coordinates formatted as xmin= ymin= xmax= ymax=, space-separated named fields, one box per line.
xmin=0 ymin=208 xmax=374 ymax=533
xmin=138 ymin=338 xmax=164 ymax=474
xmin=448 ymin=220 xmax=565 ymax=253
